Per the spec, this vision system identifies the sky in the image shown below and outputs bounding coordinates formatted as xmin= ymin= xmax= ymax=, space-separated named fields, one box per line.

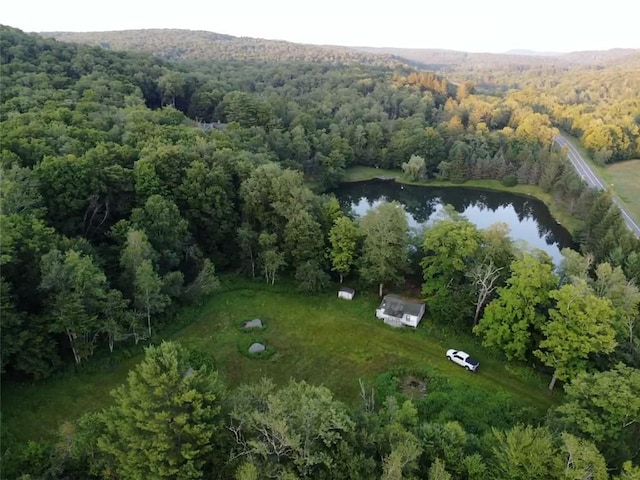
xmin=4 ymin=0 xmax=640 ymax=53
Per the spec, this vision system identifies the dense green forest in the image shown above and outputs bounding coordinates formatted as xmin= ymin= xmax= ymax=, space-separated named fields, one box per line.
xmin=45 ymin=29 xmax=640 ymax=163
xmin=1 ymin=25 xmax=640 ymax=479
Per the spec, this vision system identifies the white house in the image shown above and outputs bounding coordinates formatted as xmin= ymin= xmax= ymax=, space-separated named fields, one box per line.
xmin=338 ymin=287 xmax=355 ymax=300
xmin=375 ymin=294 xmax=425 ymax=328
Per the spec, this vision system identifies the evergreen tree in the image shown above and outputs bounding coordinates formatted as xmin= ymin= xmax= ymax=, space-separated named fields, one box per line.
xmin=98 ymin=341 xmax=223 ymax=480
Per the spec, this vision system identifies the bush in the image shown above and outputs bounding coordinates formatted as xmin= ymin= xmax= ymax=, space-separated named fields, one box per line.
xmin=501 ymin=175 xmax=518 ymax=187
xmin=185 ymin=346 xmax=217 ymax=371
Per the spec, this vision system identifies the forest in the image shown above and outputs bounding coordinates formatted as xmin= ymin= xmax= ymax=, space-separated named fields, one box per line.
xmin=1 ymin=25 xmax=640 ymax=479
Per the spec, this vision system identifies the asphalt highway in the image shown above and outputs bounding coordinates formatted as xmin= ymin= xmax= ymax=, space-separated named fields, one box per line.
xmin=554 ymin=134 xmax=640 ymax=237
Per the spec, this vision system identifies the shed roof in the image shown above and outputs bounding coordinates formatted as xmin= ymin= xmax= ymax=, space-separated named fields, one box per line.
xmin=339 ymin=287 xmax=355 ymax=295
xmin=380 ymin=294 xmax=424 ymax=317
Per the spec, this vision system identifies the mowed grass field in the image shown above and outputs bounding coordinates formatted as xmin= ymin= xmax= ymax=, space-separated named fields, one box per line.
xmin=2 ymin=277 xmax=556 ymax=443
xmin=604 ymin=159 xmax=640 ymax=224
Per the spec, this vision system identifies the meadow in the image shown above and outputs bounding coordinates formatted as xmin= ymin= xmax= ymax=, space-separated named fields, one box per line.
xmin=1 ymin=277 xmax=556 ymax=443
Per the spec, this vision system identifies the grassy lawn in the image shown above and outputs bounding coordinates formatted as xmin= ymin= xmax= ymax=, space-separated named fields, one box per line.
xmin=343 ymin=166 xmax=582 ymax=233
xmin=2 ymin=277 xmax=558 ymax=444
xmin=602 ymin=160 xmax=640 ymax=223
xmin=1 ymin=356 xmax=141 ymax=443
xmin=558 ymin=132 xmax=640 ymax=228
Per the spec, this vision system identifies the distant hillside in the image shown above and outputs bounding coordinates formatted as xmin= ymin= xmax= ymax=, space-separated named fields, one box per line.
xmin=559 ymin=48 xmax=640 ymax=66
xmin=40 ymin=29 xmax=405 ymax=67
xmin=354 ymin=46 xmax=640 ymax=70
xmin=38 ymin=29 xmax=640 ymax=72
xmin=504 ymin=49 xmax=563 ymax=56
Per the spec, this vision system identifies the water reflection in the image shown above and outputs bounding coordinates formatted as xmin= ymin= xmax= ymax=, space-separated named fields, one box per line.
xmin=334 ymin=180 xmax=576 ymax=265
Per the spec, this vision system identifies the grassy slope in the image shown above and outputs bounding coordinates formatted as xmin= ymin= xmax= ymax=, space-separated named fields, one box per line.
xmin=343 ymin=166 xmax=582 ymax=234
xmin=2 ymin=277 xmax=556 ymax=443
xmin=558 ymin=132 xmax=640 ymax=227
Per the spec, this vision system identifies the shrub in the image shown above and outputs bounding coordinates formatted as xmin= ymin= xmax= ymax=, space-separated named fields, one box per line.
xmin=501 ymin=175 xmax=518 ymax=187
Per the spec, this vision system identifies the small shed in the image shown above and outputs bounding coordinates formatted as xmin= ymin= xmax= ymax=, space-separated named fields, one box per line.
xmin=338 ymin=287 xmax=355 ymax=300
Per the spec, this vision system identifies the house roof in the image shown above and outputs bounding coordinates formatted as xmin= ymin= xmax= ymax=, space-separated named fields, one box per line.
xmin=380 ymin=294 xmax=424 ymax=317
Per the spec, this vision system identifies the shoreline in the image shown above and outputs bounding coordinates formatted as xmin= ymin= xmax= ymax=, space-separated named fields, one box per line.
xmin=340 ymin=166 xmax=582 ymax=235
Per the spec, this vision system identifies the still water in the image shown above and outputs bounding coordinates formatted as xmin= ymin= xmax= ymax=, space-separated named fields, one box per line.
xmin=335 ymin=180 xmax=576 ymax=265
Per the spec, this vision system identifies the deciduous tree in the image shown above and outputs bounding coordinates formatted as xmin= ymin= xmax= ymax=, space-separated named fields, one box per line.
xmin=553 ymin=364 xmax=640 ymax=459
xmin=40 ymin=249 xmax=109 ymax=364
xmin=535 ymin=280 xmax=617 ymax=390
xmin=134 ymin=259 xmax=170 ymax=340
xmin=421 ymin=215 xmax=481 ymax=325
xmin=474 ymin=253 xmax=557 ymax=360
xmin=359 ymin=202 xmax=409 ymax=297
xmin=491 ymin=425 xmax=560 ymax=480
xmin=228 ymin=378 xmax=355 ymax=479
xmin=401 ymin=154 xmax=426 ymax=181
xmin=329 ymin=216 xmax=360 ymax=283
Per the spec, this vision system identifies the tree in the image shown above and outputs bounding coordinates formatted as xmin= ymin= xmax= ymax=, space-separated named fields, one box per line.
xmin=101 ymin=289 xmax=132 ymax=353
xmin=134 ymin=259 xmax=170 ymax=340
xmin=535 ymin=280 xmax=617 ymax=390
xmin=419 ymin=421 xmax=474 ymax=478
xmin=491 ymin=425 xmax=561 ymax=480
xmin=0 ymin=163 xmax=45 ymax=217
xmin=557 ymin=248 xmax=593 ymax=285
xmin=39 ymin=249 xmax=109 ymax=364
xmin=0 ymin=278 xmax=24 ymax=373
xmin=421 ymin=215 xmax=481 ymax=325
xmin=360 ymin=396 xmax=421 ymax=480
xmin=467 ymin=261 xmax=503 ymax=327
xmin=284 ymin=209 xmax=325 ymax=270
xmin=359 ymin=202 xmax=409 ymax=297
xmin=592 ymin=262 xmax=640 ymax=349
xmin=183 ymin=258 xmax=220 ymax=304
xmin=553 ymin=364 xmax=640 ymax=460
xmin=130 ymin=195 xmax=189 ymax=272
xmin=381 ymin=439 xmax=423 ymax=480
xmin=158 ymin=71 xmax=185 ymax=107
xmin=614 ymin=461 xmax=640 ymax=480
xmin=479 ymin=222 xmax=515 ymax=281
xmin=98 ymin=342 xmax=223 ymax=480
xmin=120 ymin=229 xmax=156 ymax=294
xmin=119 ymin=229 xmax=167 ymax=341
xmin=237 ymin=223 xmax=259 ymax=278
xmin=179 ymin=160 xmax=237 ymax=263
xmin=328 ymin=216 xmax=360 ymax=283
xmin=401 ymin=154 xmax=426 ymax=181
xmin=240 ymin=163 xmax=310 ymax=236
xmin=427 ymin=458 xmax=452 ymax=480
xmin=228 ymin=378 xmax=355 ymax=479
xmin=295 ymin=260 xmax=329 ymax=293
xmin=474 ymin=254 xmax=557 ymax=360
xmin=558 ymin=433 xmax=609 ymax=480
xmin=258 ymin=232 xmax=286 ymax=285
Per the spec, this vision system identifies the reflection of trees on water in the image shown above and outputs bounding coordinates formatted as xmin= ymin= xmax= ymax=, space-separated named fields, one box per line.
xmin=335 ymin=180 xmax=575 ymax=255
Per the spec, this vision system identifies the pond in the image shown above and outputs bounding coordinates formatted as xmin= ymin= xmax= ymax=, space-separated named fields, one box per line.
xmin=334 ymin=180 xmax=576 ymax=265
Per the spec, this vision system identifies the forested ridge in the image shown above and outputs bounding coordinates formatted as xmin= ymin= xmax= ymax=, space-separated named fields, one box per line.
xmin=43 ymin=28 xmax=404 ymax=66
xmin=1 ymin=25 xmax=640 ymax=479
xmin=44 ymin=28 xmax=640 ymax=163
